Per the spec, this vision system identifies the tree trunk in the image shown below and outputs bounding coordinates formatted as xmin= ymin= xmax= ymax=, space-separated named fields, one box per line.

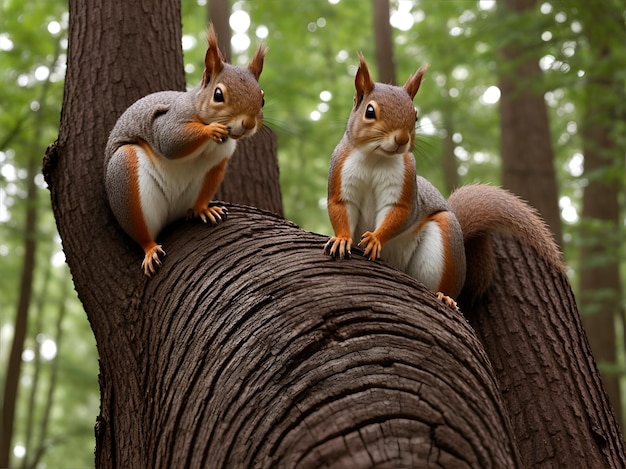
xmin=106 ymin=206 xmax=523 ymax=467
xmin=0 ymin=93 xmax=42 ymax=469
xmin=577 ymin=0 xmax=624 ymax=429
xmin=497 ymin=0 xmax=562 ymax=247
xmin=441 ymin=111 xmax=460 ymax=194
xmin=372 ymin=0 xmax=396 ymax=84
xmin=208 ymin=0 xmax=232 ymax=63
xmin=459 ymin=234 xmax=626 ymax=468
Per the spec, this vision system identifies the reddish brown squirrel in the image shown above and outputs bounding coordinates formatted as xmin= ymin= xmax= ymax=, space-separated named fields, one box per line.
xmin=104 ymin=25 xmax=267 ymax=275
xmin=325 ymin=54 xmax=564 ymax=307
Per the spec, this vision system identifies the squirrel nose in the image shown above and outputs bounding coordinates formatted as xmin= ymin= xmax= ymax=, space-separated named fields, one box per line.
xmin=242 ymin=117 xmax=256 ymax=130
xmin=394 ymin=131 xmax=410 ymax=147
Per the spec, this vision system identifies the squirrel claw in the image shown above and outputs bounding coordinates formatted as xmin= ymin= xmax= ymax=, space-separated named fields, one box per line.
xmin=358 ymin=232 xmax=382 ymax=260
xmin=190 ymin=205 xmax=228 ymax=225
xmin=142 ymin=245 xmax=166 ymax=276
xmin=324 ymin=236 xmax=352 ymax=259
xmin=436 ymin=292 xmax=459 ymax=312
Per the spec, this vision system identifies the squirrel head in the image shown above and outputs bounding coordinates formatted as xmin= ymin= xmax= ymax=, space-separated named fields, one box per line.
xmin=347 ymin=54 xmax=429 ymax=157
xmin=196 ymin=24 xmax=268 ymax=140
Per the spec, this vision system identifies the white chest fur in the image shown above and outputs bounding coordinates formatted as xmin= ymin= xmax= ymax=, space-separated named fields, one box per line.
xmin=136 ymin=138 xmax=236 ymax=237
xmin=340 ymin=149 xmax=406 ymax=236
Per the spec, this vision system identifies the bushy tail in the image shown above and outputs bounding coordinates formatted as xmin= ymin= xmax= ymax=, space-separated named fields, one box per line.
xmin=448 ymin=184 xmax=565 ymax=301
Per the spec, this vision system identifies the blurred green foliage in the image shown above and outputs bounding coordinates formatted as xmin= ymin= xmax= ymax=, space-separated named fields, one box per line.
xmin=1 ymin=0 xmax=624 ymax=465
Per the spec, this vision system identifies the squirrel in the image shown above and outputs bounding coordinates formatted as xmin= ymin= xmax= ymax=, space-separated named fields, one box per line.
xmin=324 ymin=54 xmax=564 ymax=308
xmin=104 ymin=24 xmax=267 ymax=275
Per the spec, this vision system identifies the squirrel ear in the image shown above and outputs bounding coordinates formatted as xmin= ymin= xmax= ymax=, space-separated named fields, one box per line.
xmin=354 ymin=54 xmax=375 ymax=108
xmin=403 ymin=64 xmax=429 ymax=100
xmin=202 ymin=23 xmax=225 ymax=87
xmin=248 ymin=44 xmax=268 ymax=81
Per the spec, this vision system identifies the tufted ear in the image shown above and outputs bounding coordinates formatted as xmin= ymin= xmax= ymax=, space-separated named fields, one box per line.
xmin=248 ymin=43 xmax=268 ymax=81
xmin=353 ymin=53 xmax=375 ymax=109
xmin=404 ymin=64 xmax=429 ymax=100
xmin=202 ymin=23 xmax=225 ymax=87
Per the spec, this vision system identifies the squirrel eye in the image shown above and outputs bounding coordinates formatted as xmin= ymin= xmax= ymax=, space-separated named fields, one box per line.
xmin=213 ymin=87 xmax=224 ymax=103
xmin=365 ymin=104 xmax=376 ymax=119
xmin=261 ymin=90 xmax=265 ymax=108
xmin=415 ymin=107 xmax=419 ymax=122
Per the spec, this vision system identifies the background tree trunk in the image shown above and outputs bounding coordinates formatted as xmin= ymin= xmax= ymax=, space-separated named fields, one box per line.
xmin=577 ymin=0 xmax=625 ymax=429
xmin=208 ymin=0 xmax=232 ymax=62
xmin=0 ymin=118 xmax=41 ymax=468
xmin=441 ymin=103 xmax=460 ymax=195
xmin=497 ymin=0 xmax=563 ymax=247
xmin=459 ymin=234 xmax=626 ymax=468
xmin=372 ymin=0 xmax=396 ymax=84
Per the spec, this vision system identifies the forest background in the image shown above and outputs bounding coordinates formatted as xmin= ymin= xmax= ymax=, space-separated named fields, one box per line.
xmin=0 ymin=0 xmax=624 ymax=466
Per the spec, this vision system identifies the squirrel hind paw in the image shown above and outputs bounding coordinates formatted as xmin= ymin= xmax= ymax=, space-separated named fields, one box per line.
xmin=142 ymin=245 xmax=166 ymax=276
xmin=436 ymin=291 xmax=459 ymax=312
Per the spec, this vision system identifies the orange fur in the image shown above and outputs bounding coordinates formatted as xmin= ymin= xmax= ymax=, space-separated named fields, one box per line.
xmin=165 ymin=121 xmax=226 ymax=159
xmin=194 ymin=157 xmax=229 ymax=213
xmin=125 ymin=145 xmax=154 ymax=251
xmin=431 ymin=211 xmax=456 ymax=295
xmin=327 ymin=148 xmax=352 ymax=239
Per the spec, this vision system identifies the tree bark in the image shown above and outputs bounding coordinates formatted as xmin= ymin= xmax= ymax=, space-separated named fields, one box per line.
xmin=497 ymin=0 xmax=562 ymax=247
xmin=93 ymin=206 xmax=521 ymax=468
xmin=459 ymin=234 xmax=626 ymax=468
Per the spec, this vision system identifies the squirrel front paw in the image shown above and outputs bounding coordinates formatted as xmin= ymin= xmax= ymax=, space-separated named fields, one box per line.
xmin=206 ymin=122 xmax=229 ymax=143
xmin=188 ymin=205 xmax=228 ymax=225
xmin=324 ymin=236 xmax=352 ymax=259
xmin=142 ymin=244 xmax=166 ymax=276
xmin=359 ymin=231 xmax=382 ymax=260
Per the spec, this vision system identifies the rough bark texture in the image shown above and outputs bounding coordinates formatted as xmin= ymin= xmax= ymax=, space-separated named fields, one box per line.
xmin=109 ymin=206 xmax=519 ymax=468
xmin=459 ymin=234 xmax=626 ymax=468
xmin=498 ymin=0 xmax=563 ymax=246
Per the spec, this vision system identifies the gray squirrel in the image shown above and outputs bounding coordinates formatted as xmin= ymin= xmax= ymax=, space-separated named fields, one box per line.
xmin=104 ymin=24 xmax=267 ymax=275
xmin=324 ymin=54 xmax=564 ymax=308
